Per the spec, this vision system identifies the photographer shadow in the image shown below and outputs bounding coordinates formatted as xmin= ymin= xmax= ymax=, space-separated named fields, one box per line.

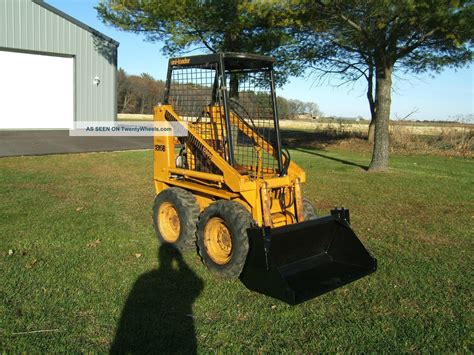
xmin=110 ymin=244 xmax=204 ymax=354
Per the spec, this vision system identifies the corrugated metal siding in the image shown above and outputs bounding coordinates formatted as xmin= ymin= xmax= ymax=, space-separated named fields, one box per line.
xmin=0 ymin=0 xmax=117 ymax=122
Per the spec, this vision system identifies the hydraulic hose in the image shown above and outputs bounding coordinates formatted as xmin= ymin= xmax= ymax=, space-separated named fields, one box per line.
xmin=280 ymin=147 xmax=291 ymax=176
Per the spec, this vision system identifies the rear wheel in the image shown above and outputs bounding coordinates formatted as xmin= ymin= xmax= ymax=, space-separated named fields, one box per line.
xmin=153 ymin=187 xmax=199 ymax=251
xmin=197 ymin=200 xmax=253 ymax=279
xmin=303 ymin=197 xmax=317 ymax=221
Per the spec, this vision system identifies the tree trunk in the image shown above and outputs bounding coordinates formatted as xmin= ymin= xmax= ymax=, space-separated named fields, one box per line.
xmin=368 ymin=119 xmax=375 ymax=143
xmin=140 ymin=95 xmax=146 ymax=114
xmin=366 ymin=63 xmax=376 ymax=143
xmin=229 ymin=74 xmax=239 ymax=99
xmin=368 ymin=65 xmax=392 ymax=172
xmin=123 ymin=94 xmax=130 ymax=113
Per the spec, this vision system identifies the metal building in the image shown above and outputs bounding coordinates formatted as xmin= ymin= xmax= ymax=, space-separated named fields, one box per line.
xmin=0 ymin=0 xmax=119 ymax=129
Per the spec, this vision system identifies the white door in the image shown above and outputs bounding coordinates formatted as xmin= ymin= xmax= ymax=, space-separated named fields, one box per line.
xmin=0 ymin=50 xmax=74 ymax=129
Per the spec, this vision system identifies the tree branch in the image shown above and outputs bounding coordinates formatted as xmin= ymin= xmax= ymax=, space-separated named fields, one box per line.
xmin=395 ymin=108 xmax=419 ymax=120
xmin=396 ymin=28 xmax=438 ymax=59
xmin=366 ymin=62 xmax=376 ymax=120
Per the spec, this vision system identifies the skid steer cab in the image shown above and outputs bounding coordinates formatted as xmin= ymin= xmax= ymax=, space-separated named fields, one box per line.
xmin=152 ymin=53 xmax=376 ymax=304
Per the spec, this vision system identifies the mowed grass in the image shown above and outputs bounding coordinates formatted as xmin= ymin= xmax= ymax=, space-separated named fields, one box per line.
xmin=0 ymin=148 xmax=473 ymax=352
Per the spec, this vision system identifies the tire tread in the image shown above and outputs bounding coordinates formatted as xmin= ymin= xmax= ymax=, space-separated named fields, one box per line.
xmin=153 ymin=187 xmax=200 ymax=250
xmin=197 ymin=200 xmax=253 ymax=279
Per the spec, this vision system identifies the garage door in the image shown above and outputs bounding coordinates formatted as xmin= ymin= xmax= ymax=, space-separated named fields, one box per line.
xmin=0 ymin=50 xmax=74 ymax=129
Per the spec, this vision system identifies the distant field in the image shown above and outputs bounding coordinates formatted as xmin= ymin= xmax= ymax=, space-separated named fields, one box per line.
xmin=118 ymin=113 xmax=154 ymax=121
xmin=1 ymin=148 xmax=472 ymax=352
xmin=118 ymin=113 xmax=472 ymax=136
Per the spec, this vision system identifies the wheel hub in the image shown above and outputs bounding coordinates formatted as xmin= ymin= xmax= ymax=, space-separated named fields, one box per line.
xmin=204 ymin=217 xmax=232 ymax=265
xmin=158 ymin=201 xmax=180 ymax=242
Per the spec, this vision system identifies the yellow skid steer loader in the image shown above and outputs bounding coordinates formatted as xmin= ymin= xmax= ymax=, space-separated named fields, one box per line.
xmin=153 ymin=53 xmax=376 ymax=304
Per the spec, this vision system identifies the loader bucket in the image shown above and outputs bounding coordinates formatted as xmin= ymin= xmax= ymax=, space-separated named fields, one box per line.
xmin=240 ymin=211 xmax=377 ymax=305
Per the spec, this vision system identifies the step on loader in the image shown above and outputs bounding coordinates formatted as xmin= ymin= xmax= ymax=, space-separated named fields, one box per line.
xmin=153 ymin=53 xmax=376 ymax=304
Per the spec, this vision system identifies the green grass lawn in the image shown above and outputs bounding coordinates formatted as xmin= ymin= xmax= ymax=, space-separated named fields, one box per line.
xmin=1 ymin=148 xmax=472 ymax=352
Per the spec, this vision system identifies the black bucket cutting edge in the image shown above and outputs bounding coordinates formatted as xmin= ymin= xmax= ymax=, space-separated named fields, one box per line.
xmin=240 ymin=209 xmax=377 ymax=305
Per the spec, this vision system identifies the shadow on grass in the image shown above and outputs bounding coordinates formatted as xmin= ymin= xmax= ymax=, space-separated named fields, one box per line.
xmin=294 ymin=148 xmax=368 ymax=170
xmin=110 ymin=244 xmax=204 ymax=354
xmin=281 ymin=129 xmax=366 ymax=150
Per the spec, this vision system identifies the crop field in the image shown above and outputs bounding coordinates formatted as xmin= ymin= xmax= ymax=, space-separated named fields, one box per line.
xmin=119 ymin=113 xmax=473 ymax=157
xmin=1 ymin=146 xmax=472 ymax=352
xmin=118 ymin=112 xmax=473 ymax=135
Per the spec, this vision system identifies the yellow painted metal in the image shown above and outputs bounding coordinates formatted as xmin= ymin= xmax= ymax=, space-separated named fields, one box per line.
xmin=264 ymin=176 xmax=291 ymax=188
xmin=271 ymin=212 xmax=291 ymax=226
xmin=158 ymin=201 xmax=180 ymax=242
xmin=193 ymin=194 xmax=215 ymax=211
xmin=204 ymin=217 xmax=233 ymax=265
xmin=153 ymin=106 xmax=176 ymax=183
xmin=261 ymin=182 xmax=273 ymax=228
xmin=153 ymin=103 xmax=308 ymax=228
xmin=294 ymin=178 xmax=304 ymax=223
xmin=169 ymin=168 xmax=224 ymax=183
xmin=164 ymin=179 xmax=238 ymax=200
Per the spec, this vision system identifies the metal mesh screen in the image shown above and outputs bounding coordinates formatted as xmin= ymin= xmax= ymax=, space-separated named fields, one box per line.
xmin=226 ymin=70 xmax=279 ymax=177
xmin=168 ymin=64 xmax=226 ymax=174
xmin=168 ymin=65 xmax=217 ymax=120
xmin=167 ymin=62 xmax=279 ymax=179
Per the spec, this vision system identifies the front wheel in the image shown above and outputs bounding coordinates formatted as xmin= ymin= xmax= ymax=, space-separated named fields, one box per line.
xmin=303 ymin=197 xmax=317 ymax=221
xmin=152 ymin=187 xmax=199 ymax=251
xmin=197 ymin=200 xmax=254 ymax=279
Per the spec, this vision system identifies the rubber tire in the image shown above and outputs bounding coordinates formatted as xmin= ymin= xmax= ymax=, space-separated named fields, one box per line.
xmin=153 ymin=187 xmax=200 ymax=251
xmin=303 ymin=197 xmax=317 ymax=221
xmin=197 ymin=200 xmax=254 ymax=279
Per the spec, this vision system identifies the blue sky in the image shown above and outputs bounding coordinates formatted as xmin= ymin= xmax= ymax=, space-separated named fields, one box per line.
xmin=49 ymin=0 xmax=473 ymax=121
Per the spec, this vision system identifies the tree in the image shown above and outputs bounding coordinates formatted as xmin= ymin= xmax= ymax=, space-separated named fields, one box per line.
xmin=117 ymin=68 xmax=134 ymax=113
xmin=277 ymin=96 xmax=290 ymax=119
xmin=285 ymin=0 xmax=473 ymax=171
xmin=117 ymin=69 xmax=165 ymax=114
xmin=96 ymin=0 xmax=300 ymax=86
xmin=302 ymin=101 xmax=322 ymax=117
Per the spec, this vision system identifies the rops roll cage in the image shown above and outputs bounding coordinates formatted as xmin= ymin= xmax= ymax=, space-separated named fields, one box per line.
xmin=163 ymin=52 xmax=284 ymax=175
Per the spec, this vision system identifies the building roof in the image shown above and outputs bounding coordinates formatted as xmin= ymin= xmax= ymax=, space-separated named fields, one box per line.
xmin=32 ymin=0 xmax=119 ymax=47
